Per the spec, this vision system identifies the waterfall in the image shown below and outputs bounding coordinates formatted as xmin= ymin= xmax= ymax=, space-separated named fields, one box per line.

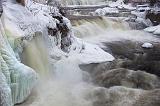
xmin=22 ymin=33 xmax=50 ymax=76
xmin=73 ymin=17 xmax=130 ymax=38
xmin=1 ymin=0 xmax=160 ymax=106
xmin=72 ymin=17 xmax=159 ymax=44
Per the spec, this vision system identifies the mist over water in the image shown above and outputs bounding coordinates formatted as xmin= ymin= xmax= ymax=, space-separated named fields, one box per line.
xmin=20 ymin=55 xmax=95 ymax=106
xmin=19 ymin=35 xmax=95 ymax=106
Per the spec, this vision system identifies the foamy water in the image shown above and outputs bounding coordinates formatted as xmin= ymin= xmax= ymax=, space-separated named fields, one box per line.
xmin=18 ymin=57 xmax=95 ymax=106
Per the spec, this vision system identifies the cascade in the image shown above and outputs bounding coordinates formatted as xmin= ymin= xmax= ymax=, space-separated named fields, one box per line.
xmin=72 ymin=17 xmax=159 ymax=44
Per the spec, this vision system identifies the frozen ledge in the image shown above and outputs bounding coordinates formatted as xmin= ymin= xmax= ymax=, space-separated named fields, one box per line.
xmin=144 ymin=25 xmax=160 ymax=35
xmin=68 ymin=38 xmax=114 ymax=65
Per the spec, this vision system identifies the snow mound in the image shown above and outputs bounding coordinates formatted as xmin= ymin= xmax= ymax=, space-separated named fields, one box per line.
xmin=142 ymin=43 xmax=153 ymax=49
xmin=69 ymin=38 xmax=114 ymax=64
xmin=109 ymin=0 xmax=135 ymax=10
xmin=144 ymin=25 xmax=160 ymax=35
xmin=94 ymin=7 xmax=119 ymax=16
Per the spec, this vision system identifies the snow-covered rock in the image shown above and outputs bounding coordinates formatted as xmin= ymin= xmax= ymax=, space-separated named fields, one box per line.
xmin=144 ymin=25 xmax=160 ymax=35
xmin=68 ymin=38 xmax=114 ymax=64
xmin=142 ymin=43 xmax=154 ymax=49
xmin=94 ymin=7 xmax=119 ymax=16
xmin=108 ymin=0 xmax=135 ymax=10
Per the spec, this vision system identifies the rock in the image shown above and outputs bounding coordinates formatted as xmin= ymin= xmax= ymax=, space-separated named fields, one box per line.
xmin=103 ymin=40 xmax=160 ymax=77
xmin=94 ymin=68 xmax=160 ymax=90
xmin=90 ymin=86 xmax=160 ymax=106
xmin=0 ymin=0 xmax=2 ymax=17
xmin=142 ymin=43 xmax=153 ymax=49
xmin=16 ymin=0 xmax=25 ymax=6
xmin=134 ymin=89 xmax=160 ymax=106
xmin=146 ymin=12 xmax=160 ymax=25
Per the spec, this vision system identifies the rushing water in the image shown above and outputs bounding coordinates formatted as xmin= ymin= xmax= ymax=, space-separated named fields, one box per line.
xmin=18 ymin=40 xmax=95 ymax=106
xmin=73 ymin=17 xmax=159 ymax=44
xmin=22 ymin=35 xmax=50 ymax=76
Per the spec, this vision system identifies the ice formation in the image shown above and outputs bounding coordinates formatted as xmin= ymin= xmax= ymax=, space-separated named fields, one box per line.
xmin=0 ymin=17 xmax=37 ymax=105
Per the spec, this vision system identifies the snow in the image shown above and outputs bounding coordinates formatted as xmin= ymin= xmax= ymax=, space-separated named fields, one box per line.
xmin=142 ymin=43 xmax=153 ymax=48
xmin=108 ymin=0 xmax=135 ymax=10
xmin=68 ymin=38 xmax=114 ymax=64
xmin=131 ymin=10 xmax=146 ymax=19
xmin=94 ymin=7 xmax=119 ymax=16
xmin=109 ymin=0 xmax=124 ymax=8
xmin=144 ymin=25 xmax=160 ymax=35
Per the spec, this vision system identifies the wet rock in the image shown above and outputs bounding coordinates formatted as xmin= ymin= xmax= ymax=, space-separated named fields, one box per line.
xmin=103 ymin=40 xmax=160 ymax=77
xmin=16 ymin=0 xmax=25 ymax=6
xmin=94 ymin=68 xmax=160 ymax=90
xmin=146 ymin=12 xmax=160 ymax=25
xmin=104 ymin=40 xmax=143 ymax=60
xmin=142 ymin=43 xmax=153 ymax=49
xmin=89 ymin=86 xmax=160 ymax=106
xmin=134 ymin=89 xmax=160 ymax=106
xmin=0 ymin=0 xmax=2 ymax=17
